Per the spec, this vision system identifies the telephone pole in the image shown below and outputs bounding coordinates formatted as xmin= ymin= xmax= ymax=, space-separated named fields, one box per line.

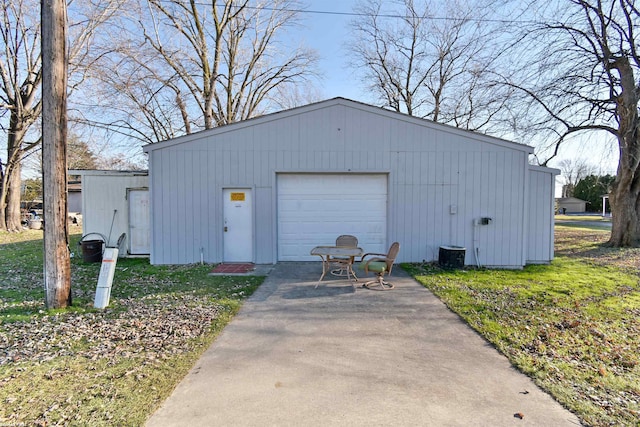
xmin=41 ymin=0 xmax=71 ymax=308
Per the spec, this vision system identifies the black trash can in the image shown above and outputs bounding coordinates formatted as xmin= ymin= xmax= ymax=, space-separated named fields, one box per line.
xmin=80 ymin=239 xmax=103 ymax=262
xmin=438 ymin=246 xmax=466 ymax=269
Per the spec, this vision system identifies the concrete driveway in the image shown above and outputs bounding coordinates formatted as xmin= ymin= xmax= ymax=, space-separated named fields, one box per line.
xmin=146 ymin=263 xmax=581 ymax=426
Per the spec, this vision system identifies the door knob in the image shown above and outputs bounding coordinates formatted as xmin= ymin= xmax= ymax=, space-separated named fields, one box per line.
xmin=224 ymin=226 xmax=228 ymax=232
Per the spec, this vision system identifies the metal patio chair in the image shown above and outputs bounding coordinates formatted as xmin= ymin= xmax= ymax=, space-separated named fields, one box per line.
xmin=359 ymin=242 xmax=400 ymax=290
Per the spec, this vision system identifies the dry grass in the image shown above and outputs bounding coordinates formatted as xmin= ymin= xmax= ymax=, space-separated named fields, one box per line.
xmin=555 ymin=226 xmax=640 ymax=272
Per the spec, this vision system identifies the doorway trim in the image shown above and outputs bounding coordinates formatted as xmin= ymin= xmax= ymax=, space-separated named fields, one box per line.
xmin=222 ymin=188 xmax=254 ymax=262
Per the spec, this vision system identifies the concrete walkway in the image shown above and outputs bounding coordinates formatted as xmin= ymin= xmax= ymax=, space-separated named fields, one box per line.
xmin=146 ymin=263 xmax=581 ymax=426
xmin=555 ymin=219 xmax=612 ymax=229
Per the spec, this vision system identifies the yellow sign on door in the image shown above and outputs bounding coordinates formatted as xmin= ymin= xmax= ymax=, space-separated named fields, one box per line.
xmin=230 ymin=192 xmax=245 ymax=201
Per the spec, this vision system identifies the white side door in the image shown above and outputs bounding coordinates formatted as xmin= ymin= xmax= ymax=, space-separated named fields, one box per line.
xmin=128 ymin=188 xmax=150 ymax=255
xmin=223 ymin=188 xmax=253 ymax=262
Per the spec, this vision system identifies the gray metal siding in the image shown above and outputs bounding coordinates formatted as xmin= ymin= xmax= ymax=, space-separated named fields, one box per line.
xmin=147 ymin=100 xmax=540 ymax=266
xmin=68 ymin=192 xmax=82 ymax=213
xmin=81 ymin=174 xmax=148 ymax=253
xmin=389 ymin=149 xmax=526 ymax=267
xmin=527 ymin=168 xmax=556 ymax=263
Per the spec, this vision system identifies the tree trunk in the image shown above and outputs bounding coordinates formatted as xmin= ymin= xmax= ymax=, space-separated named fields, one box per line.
xmin=607 ymin=56 xmax=640 ymax=247
xmin=608 ymin=171 xmax=640 ymax=246
xmin=5 ymin=159 xmax=23 ymax=232
xmin=1 ymin=108 xmax=28 ymax=232
xmin=42 ymin=0 xmax=71 ymax=309
xmin=0 ymin=170 xmax=7 ymax=231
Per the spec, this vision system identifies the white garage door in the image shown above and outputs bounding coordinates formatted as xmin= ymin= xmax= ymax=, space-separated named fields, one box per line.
xmin=278 ymin=174 xmax=387 ymax=261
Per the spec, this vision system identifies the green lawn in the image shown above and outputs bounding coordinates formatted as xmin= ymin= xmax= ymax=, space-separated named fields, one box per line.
xmin=404 ymin=226 xmax=640 ymax=427
xmin=2 ymin=227 xmax=639 ymax=426
xmin=0 ymin=230 xmax=263 ymax=426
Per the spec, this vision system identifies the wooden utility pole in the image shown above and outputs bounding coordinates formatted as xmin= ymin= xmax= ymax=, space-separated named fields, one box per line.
xmin=41 ymin=0 xmax=71 ymax=308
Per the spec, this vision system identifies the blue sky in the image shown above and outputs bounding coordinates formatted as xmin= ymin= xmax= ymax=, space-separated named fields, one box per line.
xmin=291 ymin=0 xmax=618 ymax=188
xmin=293 ymin=0 xmax=365 ymax=101
xmin=13 ymin=0 xmax=618 ymax=185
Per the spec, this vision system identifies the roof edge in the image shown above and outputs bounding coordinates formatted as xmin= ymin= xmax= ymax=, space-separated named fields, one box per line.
xmin=143 ymin=97 xmax=534 ymax=154
xmin=69 ymin=169 xmax=148 ymax=176
xmin=529 ymin=164 xmax=561 ymax=175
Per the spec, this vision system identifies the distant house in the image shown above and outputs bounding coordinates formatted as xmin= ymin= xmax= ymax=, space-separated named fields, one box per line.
xmin=556 ymin=197 xmax=587 ymax=213
xmin=143 ymin=98 xmax=559 ymax=268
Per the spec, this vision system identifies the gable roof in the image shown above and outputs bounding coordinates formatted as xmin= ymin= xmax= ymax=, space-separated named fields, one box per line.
xmin=143 ymin=97 xmax=534 ymax=154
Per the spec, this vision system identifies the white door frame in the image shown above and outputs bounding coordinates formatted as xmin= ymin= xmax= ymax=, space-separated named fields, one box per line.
xmin=223 ymin=188 xmax=254 ymax=262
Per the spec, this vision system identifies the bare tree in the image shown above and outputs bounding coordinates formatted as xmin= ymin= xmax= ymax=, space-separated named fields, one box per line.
xmin=347 ymin=0 xmax=514 ymax=131
xmin=558 ymin=158 xmax=596 ymax=198
xmin=76 ymin=57 xmax=191 ymax=144
xmin=0 ymin=0 xmax=123 ymax=231
xmin=84 ymin=0 xmax=319 ymax=144
xmin=97 ymin=153 xmax=146 ymax=170
xmin=0 ymin=0 xmax=41 ymax=231
xmin=509 ymin=0 xmax=640 ymax=246
xmin=67 ymin=135 xmax=99 ymax=170
xmin=270 ymin=82 xmax=324 ymax=111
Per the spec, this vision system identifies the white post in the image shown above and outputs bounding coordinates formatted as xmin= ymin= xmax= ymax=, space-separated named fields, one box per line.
xmin=94 ymin=247 xmax=119 ymax=309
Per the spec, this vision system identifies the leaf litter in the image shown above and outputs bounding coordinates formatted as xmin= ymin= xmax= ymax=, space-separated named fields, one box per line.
xmin=1 ymin=294 xmax=222 ymax=365
xmin=1 ymin=232 xmax=263 ymax=425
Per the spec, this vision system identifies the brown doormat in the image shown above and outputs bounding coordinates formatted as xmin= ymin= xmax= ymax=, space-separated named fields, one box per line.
xmin=210 ymin=263 xmax=255 ymax=274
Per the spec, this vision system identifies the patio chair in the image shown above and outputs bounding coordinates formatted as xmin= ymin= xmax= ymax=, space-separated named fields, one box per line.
xmin=330 ymin=235 xmax=359 ymax=279
xmin=358 ymin=242 xmax=400 ymax=290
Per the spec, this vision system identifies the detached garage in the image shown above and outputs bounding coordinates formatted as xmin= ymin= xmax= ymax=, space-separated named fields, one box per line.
xmin=143 ymin=98 xmax=558 ymax=267
xmin=556 ymin=197 xmax=587 ymax=214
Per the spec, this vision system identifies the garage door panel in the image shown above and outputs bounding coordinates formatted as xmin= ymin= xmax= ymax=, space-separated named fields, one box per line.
xmin=280 ymin=220 xmax=386 ymax=233
xmin=278 ymin=174 xmax=387 ymax=261
xmin=279 ymin=175 xmax=386 ymax=193
xmin=280 ymin=198 xmax=386 ymax=214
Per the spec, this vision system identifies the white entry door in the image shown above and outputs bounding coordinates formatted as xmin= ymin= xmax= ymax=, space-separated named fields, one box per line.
xmin=128 ymin=188 xmax=150 ymax=255
xmin=223 ymin=188 xmax=253 ymax=262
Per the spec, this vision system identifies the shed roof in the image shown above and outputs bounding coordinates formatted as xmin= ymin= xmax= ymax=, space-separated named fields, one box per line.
xmin=556 ymin=197 xmax=588 ymax=203
xmin=143 ymin=97 xmax=535 ymax=154
xmin=69 ymin=169 xmax=148 ymax=177
xmin=530 ymin=164 xmax=561 ymax=175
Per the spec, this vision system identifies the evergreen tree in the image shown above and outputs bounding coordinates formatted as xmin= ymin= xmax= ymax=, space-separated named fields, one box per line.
xmin=574 ymin=175 xmax=616 ymax=213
